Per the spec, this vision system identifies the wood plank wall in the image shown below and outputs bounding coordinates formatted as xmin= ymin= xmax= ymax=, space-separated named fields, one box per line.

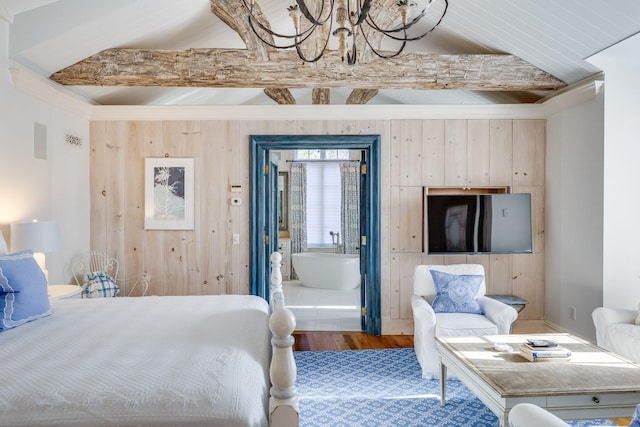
xmin=89 ymin=118 xmax=545 ymax=333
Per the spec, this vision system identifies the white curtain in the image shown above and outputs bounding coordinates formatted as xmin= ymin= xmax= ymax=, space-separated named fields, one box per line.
xmin=289 ymin=163 xmax=307 ymax=280
xmin=340 ymin=162 xmax=360 ymax=255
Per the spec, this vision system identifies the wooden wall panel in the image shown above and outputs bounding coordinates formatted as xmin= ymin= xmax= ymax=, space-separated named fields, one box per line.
xmin=444 ymin=120 xmax=468 ymax=186
xmin=90 ymin=117 xmax=546 ymax=334
xmin=105 ymin=121 xmax=126 ymax=266
xmin=513 ymin=120 xmax=545 ymax=187
xmin=89 ymin=121 xmax=107 ymax=253
xmin=390 ymin=252 xmax=422 ymax=319
xmin=466 ymin=120 xmax=490 ymax=187
xmin=512 ymin=253 xmax=545 ymax=320
xmin=390 ymin=186 xmax=423 ymax=253
xmin=122 ymin=121 xmax=147 ymax=296
xmin=489 ymin=120 xmax=513 ymax=186
xmin=422 ymin=120 xmax=445 ymax=187
xmin=391 ymin=120 xmax=423 ymax=186
xmin=486 ymin=255 xmax=513 ymax=295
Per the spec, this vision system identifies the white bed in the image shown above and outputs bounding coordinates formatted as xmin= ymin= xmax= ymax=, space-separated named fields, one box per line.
xmin=0 ymin=237 xmax=297 ymax=427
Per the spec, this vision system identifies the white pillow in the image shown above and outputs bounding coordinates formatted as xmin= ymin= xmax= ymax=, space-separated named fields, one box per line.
xmin=635 ymin=302 xmax=640 ymax=325
xmin=0 ymin=230 xmax=8 ymax=255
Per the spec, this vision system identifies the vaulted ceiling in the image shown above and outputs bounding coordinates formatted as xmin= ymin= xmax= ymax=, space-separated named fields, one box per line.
xmin=3 ymin=0 xmax=640 ymax=106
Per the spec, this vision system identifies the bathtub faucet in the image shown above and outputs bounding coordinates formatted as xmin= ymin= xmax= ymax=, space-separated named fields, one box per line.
xmin=329 ymin=231 xmax=342 ymax=254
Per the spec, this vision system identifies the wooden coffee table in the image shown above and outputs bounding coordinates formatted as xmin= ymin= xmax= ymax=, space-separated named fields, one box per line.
xmin=436 ymin=333 xmax=640 ymax=426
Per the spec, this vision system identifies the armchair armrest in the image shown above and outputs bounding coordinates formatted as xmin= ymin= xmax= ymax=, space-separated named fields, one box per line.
xmin=411 ymin=294 xmax=437 ymax=329
xmin=592 ymin=306 xmax=638 ymax=348
xmin=477 ymin=296 xmax=518 ymax=334
xmin=411 ymin=295 xmax=438 ymax=379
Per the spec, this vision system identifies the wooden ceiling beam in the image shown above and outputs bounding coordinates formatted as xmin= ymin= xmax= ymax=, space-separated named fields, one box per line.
xmin=312 ymin=88 xmax=330 ymax=104
xmin=347 ymin=89 xmax=379 ymax=104
xmin=209 ymin=0 xmax=271 ymax=60
xmin=264 ymin=87 xmax=296 ymax=104
xmin=50 ymin=48 xmax=566 ymax=91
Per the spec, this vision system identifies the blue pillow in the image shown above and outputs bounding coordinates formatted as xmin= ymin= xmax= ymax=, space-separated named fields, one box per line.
xmin=82 ymin=271 xmax=119 ymax=298
xmin=430 ymin=269 xmax=484 ymax=314
xmin=0 ymin=250 xmax=52 ymax=331
xmin=629 ymin=404 xmax=640 ymax=427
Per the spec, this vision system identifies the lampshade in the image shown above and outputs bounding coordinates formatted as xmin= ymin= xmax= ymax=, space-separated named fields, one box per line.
xmin=10 ymin=220 xmax=60 ymax=253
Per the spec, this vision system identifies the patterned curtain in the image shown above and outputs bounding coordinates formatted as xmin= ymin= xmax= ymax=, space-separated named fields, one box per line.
xmin=289 ymin=163 xmax=307 ymax=280
xmin=340 ymin=162 xmax=360 ymax=255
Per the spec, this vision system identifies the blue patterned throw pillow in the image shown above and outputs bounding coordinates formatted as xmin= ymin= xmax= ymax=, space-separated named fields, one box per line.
xmin=82 ymin=271 xmax=119 ymax=298
xmin=0 ymin=250 xmax=52 ymax=331
xmin=629 ymin=404 xmax=640 ymax=427
xmin=430 ymin=270 xmax=484 ymax=314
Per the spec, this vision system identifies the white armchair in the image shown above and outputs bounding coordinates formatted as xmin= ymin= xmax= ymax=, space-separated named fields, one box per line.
xmin=592 ymin=306 xmax=640 ymax=363
xmin=509 ymin=403 xmax=571 ymax=427
xmin=509 ymin=402 xmax=639 ymax=427
xmin=411 ymin=264 xmax=518 ymax=379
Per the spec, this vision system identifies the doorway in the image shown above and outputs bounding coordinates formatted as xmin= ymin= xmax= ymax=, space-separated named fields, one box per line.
xmin=249 ymin=135 xmax=381 ymax=335
xmin=278 ymin=148 xmax=361 ymax=331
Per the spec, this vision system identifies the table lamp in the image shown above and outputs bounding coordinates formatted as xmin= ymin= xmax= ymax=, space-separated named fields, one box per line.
xmin=10 ymin=220 xmax=60 ymax=282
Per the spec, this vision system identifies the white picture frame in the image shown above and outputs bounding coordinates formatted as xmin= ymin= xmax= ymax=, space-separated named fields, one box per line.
xmin=144 ymin=158 xmax=195 ymax=230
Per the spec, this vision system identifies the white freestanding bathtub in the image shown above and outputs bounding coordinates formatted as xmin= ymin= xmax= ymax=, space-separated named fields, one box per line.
xmin=291 ymin=252 xmax=361 ymax=290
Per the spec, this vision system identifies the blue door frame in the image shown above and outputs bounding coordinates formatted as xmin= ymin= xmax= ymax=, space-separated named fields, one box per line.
xmin=249 ymin=135 xmax=382 ymax=335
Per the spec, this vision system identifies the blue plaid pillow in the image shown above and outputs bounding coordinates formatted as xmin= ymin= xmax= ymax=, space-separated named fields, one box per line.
xmin=430 ymin=269 xmax=483 ymax=314
xmin=82 ymin=271 xmax=119 ymax=298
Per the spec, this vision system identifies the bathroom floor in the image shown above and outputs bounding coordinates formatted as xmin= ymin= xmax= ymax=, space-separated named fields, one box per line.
xmin=282 ymin=280 xmax=361 ymax=331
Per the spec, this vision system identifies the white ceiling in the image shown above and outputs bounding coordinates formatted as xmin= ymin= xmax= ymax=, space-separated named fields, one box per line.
xmin=3 ymin=0 xmax=640 ymax=106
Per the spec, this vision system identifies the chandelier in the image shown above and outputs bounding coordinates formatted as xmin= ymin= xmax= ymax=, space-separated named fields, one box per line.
xmin=242 ymin=0 xmax=448 ymax=65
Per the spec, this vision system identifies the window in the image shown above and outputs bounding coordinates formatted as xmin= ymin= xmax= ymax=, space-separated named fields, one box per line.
xmin=295 ymin=150 xmax=350 ymax=247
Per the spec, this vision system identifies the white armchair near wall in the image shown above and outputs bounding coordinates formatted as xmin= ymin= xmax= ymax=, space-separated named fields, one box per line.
xmin=411 ymin=264 xmax=518 ymax=379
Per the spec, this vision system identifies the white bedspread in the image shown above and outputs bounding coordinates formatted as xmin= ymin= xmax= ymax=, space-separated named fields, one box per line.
xmin=0 ymin=295 xmax=271 ymax=426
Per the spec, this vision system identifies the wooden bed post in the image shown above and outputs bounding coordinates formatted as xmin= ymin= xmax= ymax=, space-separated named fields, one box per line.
xmin=268 ymin=252 xmax=300 ymax=427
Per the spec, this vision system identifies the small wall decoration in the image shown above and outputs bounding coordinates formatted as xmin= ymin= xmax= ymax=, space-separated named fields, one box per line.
xmin=65 ymin=134 xmax=83 ymax=146
xmin=144 ymin=158 xmax=195 ymax=230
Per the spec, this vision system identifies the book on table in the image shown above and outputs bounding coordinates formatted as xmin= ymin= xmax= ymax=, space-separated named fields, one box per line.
xmin=518 ymin=342 xmax=572 ymax=362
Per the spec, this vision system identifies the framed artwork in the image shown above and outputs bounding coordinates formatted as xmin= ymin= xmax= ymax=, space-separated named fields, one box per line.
xmin=144 ymin=158 xmax=195 ymax=230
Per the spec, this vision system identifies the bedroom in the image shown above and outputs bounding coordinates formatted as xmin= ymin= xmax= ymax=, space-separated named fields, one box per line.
xmin=1 ymin=0 xmax=640 ymax=424
xmin=2 ymin=1 xmax=639 ymax=338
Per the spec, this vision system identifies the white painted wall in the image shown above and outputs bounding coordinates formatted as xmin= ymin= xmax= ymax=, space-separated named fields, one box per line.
xmin=588 ymin=34 xmax=640 ymax=311
xmin=0 ymin=20 xmax=90 ymax=284
xmin=545 ymin=85 xmax=605 ymax=340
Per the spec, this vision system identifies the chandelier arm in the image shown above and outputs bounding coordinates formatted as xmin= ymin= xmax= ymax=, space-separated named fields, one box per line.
xmin=293 ymin=12 xmax=335 ymax=63
xmin=244 ymin=2 xmax=318 ymax=42
xmin=348 ymin=0 xmax=373 ymax=27
xmin=364 ymin=0 xmax=447 ymax=40
xmin=296 ymin=0 xmax=334 ymax=26
xmin=247 ymin=14 xmax=317 ymax=49
xmin=363 ymin=13 xmax=442 ymax=42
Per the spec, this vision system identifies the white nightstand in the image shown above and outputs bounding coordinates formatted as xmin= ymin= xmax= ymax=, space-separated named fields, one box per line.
xmin=48 ymin=284 xmax=82 ymax=300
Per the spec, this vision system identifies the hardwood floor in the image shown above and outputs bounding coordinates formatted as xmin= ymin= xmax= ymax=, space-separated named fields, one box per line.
xmin=292 ymin=320 xmax=630 ymax=425
xmin=293 ymin=331 xmax=412 ymax=351
xmin=293 ymin=319 xmax=556 ymax=352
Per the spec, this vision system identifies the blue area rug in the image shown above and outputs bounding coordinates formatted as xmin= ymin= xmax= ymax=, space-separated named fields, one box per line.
xmin=295 ymin=348 xmax=617 ymax=427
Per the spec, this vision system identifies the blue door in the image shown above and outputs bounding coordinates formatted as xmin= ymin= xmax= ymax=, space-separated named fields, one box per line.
xmin=250 ymin=135 xmax=381 ymax=335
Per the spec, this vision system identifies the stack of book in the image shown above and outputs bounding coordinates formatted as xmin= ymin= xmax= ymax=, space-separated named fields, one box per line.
xmin=518 ymin=339 xmax=572 ymax=362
